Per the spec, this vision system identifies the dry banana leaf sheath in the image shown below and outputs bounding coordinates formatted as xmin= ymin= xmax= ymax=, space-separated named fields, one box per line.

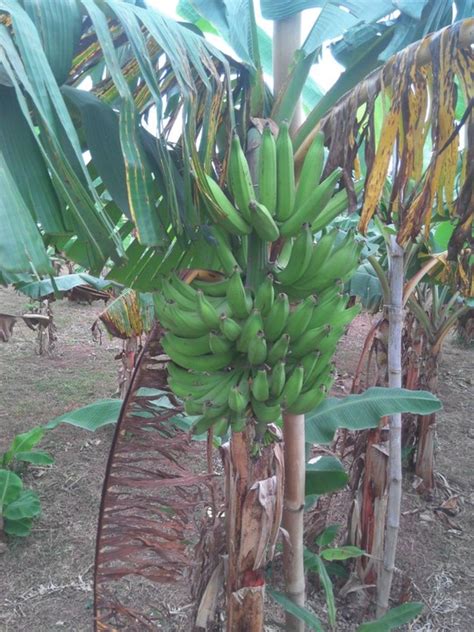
xmin=94 ymin=325 xmax=215 ymax=630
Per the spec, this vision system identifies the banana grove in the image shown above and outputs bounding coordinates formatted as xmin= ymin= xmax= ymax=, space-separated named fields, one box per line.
xmin=0 ymin=1 xmax=472 ymax=630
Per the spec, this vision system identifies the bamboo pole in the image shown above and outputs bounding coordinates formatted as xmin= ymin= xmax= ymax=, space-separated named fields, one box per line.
xmin=273 ymin=14 xmax=304 ymax=132
xmin=274 ymin=12 xmax=306 ymax=631
xmin=282 ymin=413 xmax=306 ymax=628
xmin=376 ymin=236 xmax=404 ymax=616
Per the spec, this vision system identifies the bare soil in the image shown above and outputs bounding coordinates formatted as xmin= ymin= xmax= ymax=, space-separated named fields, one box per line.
xmin=0 ymin=295 xmax=472 ymax=631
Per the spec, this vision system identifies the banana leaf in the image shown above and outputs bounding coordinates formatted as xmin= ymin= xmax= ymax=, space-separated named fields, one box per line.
xmin=97 ymin=289 xmax=155 ymax=339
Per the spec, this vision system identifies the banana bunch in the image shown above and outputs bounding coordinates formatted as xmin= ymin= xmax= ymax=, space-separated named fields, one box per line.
xmin=204 ymin=123 xmax=360 ymax=242
xmin=156 ymin=121 xmax=363 ymax=438
xmin=155 ymin=266 xmax=361 ymax=437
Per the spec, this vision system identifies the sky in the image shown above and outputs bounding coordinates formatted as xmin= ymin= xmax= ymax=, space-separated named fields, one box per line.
xmin=147 ymin=0 xmax=344 ymax=92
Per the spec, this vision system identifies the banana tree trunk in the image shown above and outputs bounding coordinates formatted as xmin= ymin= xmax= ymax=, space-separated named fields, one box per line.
xmin=376 ymin=237 xmax=404 ymax=616
xmin=221 ymin=426 xmax=284 ymax=631
xmin=415 ymin=352 xmax=439 ymax=492
xmin=350 ymin=425 xmax=388 ymax=585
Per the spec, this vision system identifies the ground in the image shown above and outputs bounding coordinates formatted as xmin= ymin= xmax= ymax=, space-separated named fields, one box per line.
xmin=0 ymin=290 xmax=472 ymax=631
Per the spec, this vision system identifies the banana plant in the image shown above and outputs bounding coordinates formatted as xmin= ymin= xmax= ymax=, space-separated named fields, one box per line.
xmin=0 ymin=1 xmax=473 ymax=631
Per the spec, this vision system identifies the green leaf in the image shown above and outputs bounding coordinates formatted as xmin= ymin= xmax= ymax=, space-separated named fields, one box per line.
xmin=395 ymin=1 xmax=430 ymax=19
xmin=357 ymin=602 xmax=424 ymax=631
xmin=62 ymin=86 xmax=131 ymax=219
xmin=22 ymin=0 xmax=82 ymax=85
xmin=315 ymin=523 xmax=340 ymax=547
xmin=0 ymin=25 xmax=123 ymax=272
xmin=0 ymin=86 xmax=65 ymax=235
xmin=4 ymin=490 xmax=41 ymax=521
xmin=178 ymin=0 xmax=259 ymax=68
xmin=348 ymin=262 xmax=383 ymax=311
xmin=44 ymin=399 xmax=122 ymax=431
xmin=0 ymin=469 xmax=23 ymax=508
xmin=305 ymin=456 xmax=348 ymax=496
xmin=306 ymin=388 xmax=442 ymax=445
xmin=431 ymin=221 xmax=455 ymax=253
xmin=268 ymin=589 xmax=324 ymax=631
xmin=3 ymin=516 xmax=34 ymax=537
xmin=3 ymin=427 xmax=44 ymax=467
xmin=0 ymin=151 xmax=52 ymax=276
xmin=15 ymin=273 xmax=114 ymax=300
xmin=302 ymin=551 xmax=336 ymax=627
xmin=14 ymin=451 xmax=54 ymax=466
xmin=320 ymin=545 xmax=365 ymax=561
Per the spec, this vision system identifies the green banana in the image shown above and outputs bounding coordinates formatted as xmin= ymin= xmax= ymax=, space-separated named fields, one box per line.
xmin=330 ymin=303 xmax=362 ymax=330
xmin=161 ymin=278 xmax=195 ymax=311
xmin=248 ymin=201 xmax=280 ymax=242
xmin=162 ymin=343 xmax=234 ymax=372
xmin=248 ymin=330 xmax=267 ymax=365
xmin=168 ymin=367 xmax=236 ymax=401
xmin=291 ymin=324 xmax=330 ymax=358
xmin=191 ymin=370 xmax=240 ymax=406
xmin=254 ymin=273 xmax=274 ymax=316
xmin=192 ymin=415 xmax=218 ymax=435
xmin=316 ymin=330 xmax=343 ymax=356
xmin=251 ymin=369 xmax=270 ymax=402
xmin=309 ymin=241 xmax=362 ymax=293
xmin=278 ymin=234 xmax=339 ymax=301
xmin=311 ymin=180 xmax=364 ymax=233
xmin=208 ymin=225 xmax=241 ymax=275
xmin=280 ymin=168 xmax=342 ymax=238
xmin=154 ymin=297 xmax=211 ymax=338
xmin=227 ymin=267 xmax=252 ymax=319
xmin=192 ymin=276 xmax=229 ymax=297
xmin=286 ymin=295 xmax=317 ymax=341
xmin=162 ymin=332 xmax=211 ymax=358
xmin=205 ymin=174 xmax=252 ymax=236
xmin=237 ymin=309 xmax=264 ymax=352
xmin=258 ymin=123 xmax=277 ymax=215
xmin=308 ymin=294 xmax=347 ymax=329
xmin=309 ymin=229 xmax=340 ymax=272
xmin=219 ymin=314 xmax=242 ymax=341
xmin=275 ymin=224 xmax=313 ymax=285
xmin=301 ymin=352 xmax=321 ymax=387
xmin=185 ymin=393 xmax=229 ymax=417
xmin=228 ymin=133 xmax=255 ymax=222
xmin=275 ymin=121 xmax=295 ymax=221
xmin=167 ymin=362 xmax=218 ymax=390
xmin=162 ymin=274 xmax=197 ymax=311
xmin=295 ymin=131 xmax=325 ymax=210
xmin=251 ymin=397 xmax=281 ymax=423
xmin=304 ymin=359 xmax=333 ymax=391
xmin=191 ymin=276 xmax=229 ymax=298
xmin=290 ymin=239 xmax=360 ymax=295
xmin=228 ymin=385 xmax=249 ymax=414
xmin=267 ymin=332 xmax=290 ymax=365
xmin=209 ymin=331 xmax=233 ymax=354
xmin=213 ymin=416 xmax=230 ymax=437
xmin=263 ymin=292 xmax=289 ymax=342
xmin=197 ymin=290 xmax=220 ymax=329
xmin=277 ymin=237 xmax=294 ymax=268
xmin=279 ymin=365 xmax=304 ymax=408
xmin=270 ymin=361 xmax=286 ymax=397
xmin=287 ymin=380 xmax=331 ymax=415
